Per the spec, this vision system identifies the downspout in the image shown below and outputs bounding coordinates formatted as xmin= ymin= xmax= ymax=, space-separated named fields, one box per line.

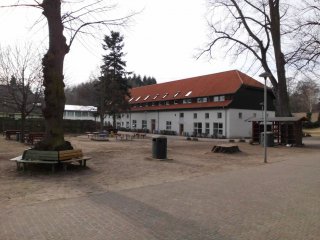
xmin=157 ymin=110 xmax=160 ymax=133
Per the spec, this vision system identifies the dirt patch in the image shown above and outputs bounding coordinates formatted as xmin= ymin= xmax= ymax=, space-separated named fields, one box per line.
xmin=0 ymin=134 xmax=319 ymax=209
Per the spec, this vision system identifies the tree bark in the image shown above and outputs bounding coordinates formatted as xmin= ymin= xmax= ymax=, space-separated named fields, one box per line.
xmin=269 ymin=0 xmax=291 ymax=117
xmin=35 ymin=0 xmax=72 ymax=150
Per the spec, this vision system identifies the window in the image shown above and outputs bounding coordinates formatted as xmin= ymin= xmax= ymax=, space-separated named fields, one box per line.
xmin=205 ymin=113 xmax=209 ymax=119
xmin=142 ymin=120 xmax=147 ymax=129
xmin=75 ymin=111 xmax=81 ymax=117
xmin=132 ymin=120 xmax=137 ymax=129
xmin=197 ymin=97 xmax=208 ymax=103
xmin=165 ymin=101 xmax=170 ymax=105
xmin=183 ymin=99 xmax=192 ymax=104
xmin=117 ymin=122 xmax=121 ymax=128
xmin=219 ymin=95 xmax=225 ymax=101
xmin=194 ymin=113 xmax=197 ymax=119
xmin=185 ymin=91 xmax=192 ymax=97
xmin=213 ymin=122 xmax=223 ymax=136
xmin=153 ymin=94 xmax=159 ymax=99
xmin=127 ymin=114 xmax=129 ymax=118
xmin=162 ymin=93 xmax=168 ymax=99
xmin=129 ymin=97 xmax=134 ymax=102
xmin=205 ymin=123 xmax=210 ymax=135
xmin=166 ymin=121 xmax=172 ymax=130
xmin=126 ymin=122 xmax=130 ymax=128
xmin=81 ymin=111 xmax=89 ymax=117
xmin=217 ymin=112 xmax=222 ymax=118
xmin=238 ymin=112 xmax=243 ymax=119
xmin=121 ymin=122 xmax=124 ymax=127
xmin=174 ymin=91 xmax=180 ymax=97
xmin=135 ymin=96 xmax=141 ymax=101
xmin=253 ymin=113 xmax=257 ymax=117
xmin=214 ymin=96 xmax=219 ymax=102
xmin=179 ymin=112 xmax=184 ymax=118
xmin=193 ymin=122 xmax=202 ymax=134
xmin=144 ymin=95 xmax=150 ymax=100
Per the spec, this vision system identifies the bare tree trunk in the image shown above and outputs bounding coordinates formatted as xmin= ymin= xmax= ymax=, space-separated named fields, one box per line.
xmin=269 ymin=0 xmax=291 ymax=117
xmin=35 ymin=0 xmax=71 ymax=150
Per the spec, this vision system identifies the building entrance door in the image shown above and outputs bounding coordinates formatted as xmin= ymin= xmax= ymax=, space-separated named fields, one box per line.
xmin=151 ymin=119 xmax=156 ymax=133
xmin=179 ymin=124 xmax=184 ymax=135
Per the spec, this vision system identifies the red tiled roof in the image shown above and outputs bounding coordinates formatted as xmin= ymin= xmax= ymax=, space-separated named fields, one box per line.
xmin=130 ymin=100 xmax=232 ymax=112
xmin=129 ymin=70 xmax=263 ymax=104
xmin=129 ymin=70 xmax=264 ymax=111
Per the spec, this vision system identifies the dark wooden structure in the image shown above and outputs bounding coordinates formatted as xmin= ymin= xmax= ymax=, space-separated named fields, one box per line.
xmin=248 ymin=117 xmax=307 ymax=146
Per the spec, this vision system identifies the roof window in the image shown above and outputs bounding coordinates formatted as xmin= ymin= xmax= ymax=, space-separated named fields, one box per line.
xmin=153 ymin=94 xmax=159 ymax=99
xmin=162 ymin=93 xmax=169 ymax=99
xmin=144 ymin=95 xmax=150 ymax=100
xmin=174 ymin=91 xmax=180 ymax=98
xmin=185 ymin=91 xmax=192 ymax=97
xmin=129 ymin=97 xmax=134 ymax=102
xmin=135 ymin=96 xmax=141 ymax=101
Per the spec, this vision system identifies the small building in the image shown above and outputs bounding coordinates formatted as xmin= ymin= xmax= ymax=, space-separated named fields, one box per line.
xmin=106 ymin=70 xmax=276 ymax=138
xmin=248 ymin=116 xmax=307 ymax=146
xmin=63 ymin=105 xmax=97 ymax=121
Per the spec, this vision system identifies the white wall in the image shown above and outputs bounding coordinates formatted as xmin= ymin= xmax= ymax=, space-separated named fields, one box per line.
xmin=109 ymin=108 xmax=276 ymax=138
xmin=226 ymin=109 xmax=275 ymax=138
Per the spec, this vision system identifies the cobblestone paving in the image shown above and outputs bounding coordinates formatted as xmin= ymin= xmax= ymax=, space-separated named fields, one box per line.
xmin=1 ymin=155 xmax=319 ymax=240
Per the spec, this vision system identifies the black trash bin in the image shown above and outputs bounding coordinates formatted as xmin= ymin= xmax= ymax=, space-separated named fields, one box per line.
xmin=260 ymin=132 xmax=274 ymax=147
xmin=152 ymin=136 xmax=167 ymax=159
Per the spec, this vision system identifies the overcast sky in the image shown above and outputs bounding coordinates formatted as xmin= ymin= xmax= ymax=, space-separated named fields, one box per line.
xmin=0 ymin=0 xmax=242 ymax=86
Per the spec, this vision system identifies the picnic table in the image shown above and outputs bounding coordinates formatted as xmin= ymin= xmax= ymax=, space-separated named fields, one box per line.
xmin=5 ymin=130 xmax=21 ymax=140
xmin=24 ymin=132 xmax=45 ymax=145
xmin=115 ymin=133 xmax=133 ymax=141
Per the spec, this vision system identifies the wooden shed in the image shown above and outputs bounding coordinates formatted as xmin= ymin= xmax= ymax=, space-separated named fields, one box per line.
xmin=248 ymin=117 xmax=307 ymax=146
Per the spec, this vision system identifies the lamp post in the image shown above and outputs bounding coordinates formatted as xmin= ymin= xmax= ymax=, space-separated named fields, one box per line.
xmin=259 ymin=72 xmax=272 ymax=163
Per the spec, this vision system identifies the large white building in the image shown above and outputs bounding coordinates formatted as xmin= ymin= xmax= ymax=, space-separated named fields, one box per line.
xmin=106 ymin=70 xmax=275 ymax=138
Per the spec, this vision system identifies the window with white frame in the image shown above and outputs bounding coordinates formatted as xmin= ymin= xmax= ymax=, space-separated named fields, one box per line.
xmin=214 ymin=96 xmax=219 ymax=102
xmin=219 ymin=95 xmax=225 ymax=101
xmin=183 ymin=99 xmax=192 ymax=104
xmin=197 ymin=97 xmax=208 ymax=103
xmin=205 ymin=113 xmax=209 ymax=119
xmin=194 ymin=113 xmax=197 ymax=119
xmin=193 ymin=122 xmax=202 ymax=134
xmin=126 ymin=121 xmax=130 ymax=128
xmin=205 ymin=122 xmax=210 ymax=135
xmin=142 ymin=120 xmax=147 ymax=129
xmin=179 ymin=112 xmax=184 ymax=118
xmin=166 ymin=121 xmax=172 ymax=130
xmin=217 ymin=112 xmax=222 ymax=118
xmin=132 ymin=120 xmax=137 ymax=128
xmin=213 ymin=122 xmax=223 ymax=136
xmin=238 ymin=112 xmax=243 ymax=119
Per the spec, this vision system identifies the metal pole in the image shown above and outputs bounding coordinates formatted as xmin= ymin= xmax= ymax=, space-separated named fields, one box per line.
xmin=264 ymin=77 xmax=267 ymax=163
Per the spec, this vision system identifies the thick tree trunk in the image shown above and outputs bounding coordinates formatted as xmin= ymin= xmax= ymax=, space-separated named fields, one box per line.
xmin=269 ymin=0 xmax=291 ymax=117
xmin=35 ymin=0 xmax=72 ymax=150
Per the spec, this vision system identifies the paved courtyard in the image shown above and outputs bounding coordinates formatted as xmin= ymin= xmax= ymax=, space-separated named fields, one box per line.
xmin=1 ymin=151 xmax=319 ymax=240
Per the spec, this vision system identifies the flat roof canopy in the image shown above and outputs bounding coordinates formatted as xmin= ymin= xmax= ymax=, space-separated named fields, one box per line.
xmin=247 ymin=116 xmax=307 ymax=122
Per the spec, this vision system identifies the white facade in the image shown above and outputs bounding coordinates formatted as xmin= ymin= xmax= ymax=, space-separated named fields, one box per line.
xmin=63 ymin=105 xmax=97 ymax=121
xmin=105 ymin=108 xmax=275 ymax=138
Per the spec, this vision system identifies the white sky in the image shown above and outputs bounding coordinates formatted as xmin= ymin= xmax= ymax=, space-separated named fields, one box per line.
xmin=0 ymin=0 xmax=242 ymax=86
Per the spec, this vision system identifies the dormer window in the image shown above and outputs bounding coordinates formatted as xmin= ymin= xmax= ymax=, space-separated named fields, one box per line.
xmin=153 ymin=94 xmax=159 ymax=100
xmin=144 ymin=95 xmax=150 ymax=100
xmin=135 ymin=96 xmax=141 ymax=101
xmin=162 ymin=93 xmax=168 ymax=99
xmin=185 ymin=91 xmax=192 ymax=97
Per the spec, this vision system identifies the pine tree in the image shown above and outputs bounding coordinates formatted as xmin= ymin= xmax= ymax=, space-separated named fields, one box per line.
xmin=97 ymin=31 xmax=131 ymax=128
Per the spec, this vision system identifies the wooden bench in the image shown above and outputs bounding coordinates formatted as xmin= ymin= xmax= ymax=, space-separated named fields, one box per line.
xmin=11 ymin=149 xmax=91 ymax=172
